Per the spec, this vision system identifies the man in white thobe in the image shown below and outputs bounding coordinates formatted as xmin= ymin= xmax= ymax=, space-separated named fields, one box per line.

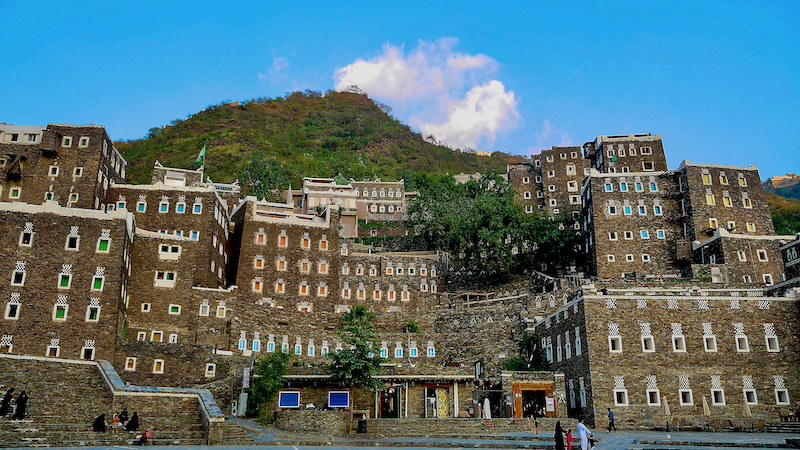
xmin=483 ymin=397 xmax=491 ymax=419
xmin=577 ymin=418 xmax=592 ymax=449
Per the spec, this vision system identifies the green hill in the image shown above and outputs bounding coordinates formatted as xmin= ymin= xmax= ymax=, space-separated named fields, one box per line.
xmin=767 ymin=183 xmax=800 ymax=203
xmin=766 ymin=192 xmax=800 ymax=235
xmin=115 ymin=90 xmax=524 ymax=196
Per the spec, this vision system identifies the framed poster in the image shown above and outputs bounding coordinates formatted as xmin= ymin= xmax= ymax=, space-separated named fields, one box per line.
xmin=277 ymin=390 xmax=301 ymax=409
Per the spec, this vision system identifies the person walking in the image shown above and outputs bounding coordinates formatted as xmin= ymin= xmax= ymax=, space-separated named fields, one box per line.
xmin=11 ymin=390 xmax=28 ymax=420
xmin=576 ymin=418 xmax=592 ymax=450
xmin=554 ymin=420 xmax=566 ymax=450
xmin=607 ymin=408 xmax=616 ymax=433
xmin=0 ymin=388 xmax=13 ymax=416
xmin=483 ymin=396 xmax=492 ymax=419
xmin=566 ymin=428 xmax=573 ymax=449
xmin=533 ymin=416 xmax=539 ymax=435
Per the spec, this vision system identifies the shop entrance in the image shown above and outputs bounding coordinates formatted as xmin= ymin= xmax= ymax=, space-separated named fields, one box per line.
xmin=511 ymin=382 xmax=556 ymax=418
xmin=379 ymin=387 xmax=401 ymax=418
xmin=424 ymin=387 xmax=449 ymax=418
xmin=521 ymin=389 xmax=547 ymax=418
xmin=473 ymin=389 xmax=508 ymax=418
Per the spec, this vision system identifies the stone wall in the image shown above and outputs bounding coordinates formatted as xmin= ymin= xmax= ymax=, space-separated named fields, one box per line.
xmin=274 ymin=409 xmax=351 ymax=436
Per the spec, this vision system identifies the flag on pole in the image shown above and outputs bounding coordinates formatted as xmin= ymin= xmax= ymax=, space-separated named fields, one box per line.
xmin=195 ymin=145 xmax=206 ymax=164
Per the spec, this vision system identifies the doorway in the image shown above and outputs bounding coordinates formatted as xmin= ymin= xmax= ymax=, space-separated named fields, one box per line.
xmin=379 ymin=387 xmax=401 ymax=418
xmin=522 ymin=389 xmax=547 ymax=418
xmin=424 ymin=387 xmax=449 ymax=418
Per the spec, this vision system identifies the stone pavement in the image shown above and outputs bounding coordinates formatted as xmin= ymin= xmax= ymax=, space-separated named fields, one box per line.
xmin=33 ymin=421 xmax=800 ymax=450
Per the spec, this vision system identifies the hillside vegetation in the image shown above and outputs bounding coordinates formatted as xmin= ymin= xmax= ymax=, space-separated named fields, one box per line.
xmin=115 ymin=90 xmax=524 ymax=197
xmin=766 ymin=192 xmax=800 ymax=235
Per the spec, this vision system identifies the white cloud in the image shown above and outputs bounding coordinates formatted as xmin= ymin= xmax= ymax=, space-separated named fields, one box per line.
xmin=419 ymin=81 xmax=518 ymax=150
xmin=258 ymin=56 xmax=289 ymax=83
xmin=333 ymin=38 xmax=516 ymax=149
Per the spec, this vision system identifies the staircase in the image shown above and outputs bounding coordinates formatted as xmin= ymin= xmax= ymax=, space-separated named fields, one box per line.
xmin=0 ymin=358 xmax=207 ymax=447
xmin=765 ymin=421 xmax=800 ymax=433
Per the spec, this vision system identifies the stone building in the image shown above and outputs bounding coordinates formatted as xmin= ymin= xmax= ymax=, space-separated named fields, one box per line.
xmin=106 ymin=174 xmax=231 ymax=288
xmin=283 ymin=177 xmax=408 ymax=238
xmin=507 ymin=145 xmax=589 ymax=227
xmin=691 ymin=230 xmax=791 ymax=285
xmin=780 ymin=236 xmax=800 ymax=281
xmin=675 ymin=162 xmax=774 ymax=242
xmin=532 ymin=284 xmax=800 ymax=428
xmin=507 ymin=161 xmax=543 ymax=214
xmin=0 ymin=123 xmax=126 ymax=210
xmin=1 ymin=122 xmax=798 ymax=426
xmin=0 ymin=201 xmax=132 ymax=362
xmin=582 ymin=134 xmax=668 ymax=174
xmin=582 ymin=168 xmax=682 ymax=279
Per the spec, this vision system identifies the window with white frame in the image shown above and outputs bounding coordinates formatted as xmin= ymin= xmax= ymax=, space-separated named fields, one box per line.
xmin=703 ymin=323 xmax=717 ymax=352
xmin=613 ymin=377 xmax=629 ymax=406
xmin=125 ymin=357 xmax=137 ymax=371
xmin=608 ymin=323 xmax=622 ymax=353
xmin=85 ymin=300 xmax=101 ymax=322
xmin=711 ymin=377 xmax=726 ymax=406
xmin=672 ymin=323 xmax=686 ymax=352
xmin=152 ymin=359 xmax=165 ymax=374
xmin=154 ymin=271 xmax=176 ymax=288
xmin=774 ymin=376 xmax=790 ymax=405
xmin=678 ymin=377 xmax=693 ymax=406
xmin=764 ymin=323 xmax=779 ymax=352
xmin=640 ymin=323 xmax=655 ymax=352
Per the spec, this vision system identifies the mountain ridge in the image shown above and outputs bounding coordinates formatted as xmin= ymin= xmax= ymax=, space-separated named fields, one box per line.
xmin=114 ymin=91 xmax=527 ymax=194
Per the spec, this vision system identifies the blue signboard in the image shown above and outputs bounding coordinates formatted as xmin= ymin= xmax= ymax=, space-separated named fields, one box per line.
xmin=328 ymin=390 xmax=350 ymax=408
xmin=277 ymin=391 xmax=301 ymax=408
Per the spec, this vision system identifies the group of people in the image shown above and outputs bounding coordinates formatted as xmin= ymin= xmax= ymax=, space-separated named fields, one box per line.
xmin=0 ymin=388 xmax=28 ymax=420
xmin=554 ymin=419 xmax=594 ymax=450
xmin=92 ymin=408 xmax=152 ymax=444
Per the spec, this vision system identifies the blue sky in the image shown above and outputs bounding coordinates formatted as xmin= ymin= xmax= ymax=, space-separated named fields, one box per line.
xmin=1 ymin=1 xmax=798 ymax=179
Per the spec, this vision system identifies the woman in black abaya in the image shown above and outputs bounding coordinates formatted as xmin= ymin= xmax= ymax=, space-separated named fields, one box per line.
xmin=11 ymin=391 xmax=27 ymax=420
xmin=0 ymin=388 xmax=13 ymax=416
xmin=125 ymin=412 xmax=139 ymax=431
xmin=92 ymin=414 xmax=107 ymax=432
xmin=554 ymin=420 xmax=566 ymax=450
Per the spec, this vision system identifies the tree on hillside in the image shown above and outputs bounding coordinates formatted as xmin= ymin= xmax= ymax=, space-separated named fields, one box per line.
xmin=247 ymin=351 xmax=292 ymax=417
xmin=504 ymin=333 xmax=548 ymax=371
xmin=405 ymin=173 xmax=582 ymax=280
xmin=327 ymin=306 xmax=384 ymax=391
xmin=239 ymin=156 xmax=291 ymax=203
